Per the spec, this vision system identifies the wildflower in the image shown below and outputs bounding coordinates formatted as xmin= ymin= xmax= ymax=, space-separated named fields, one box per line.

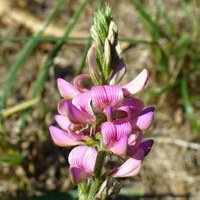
xmin=49 ymin=126 xmax=86 ymax=147
xmin=113 ymin=139 xmax=154 ymax=177
xmin=69 ymin=146 xmax=98 ymax=183
xmin=49 ymin=5 xmax=155 ymax=199
xmin=101 ymin=120 xmax=132 ymax=156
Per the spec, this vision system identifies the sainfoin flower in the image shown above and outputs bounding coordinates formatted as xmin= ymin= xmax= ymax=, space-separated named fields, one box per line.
xmin=49 ymin=5 xmax=155 ymax=199
xmin=49 ymin=68 xmax=154 ymax=178
xmin=69 ymin=146 xmax=98 ymax=183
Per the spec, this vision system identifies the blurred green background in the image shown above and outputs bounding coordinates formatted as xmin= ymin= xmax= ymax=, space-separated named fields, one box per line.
xmin=0 ymin=0 xmax=200 ymax=199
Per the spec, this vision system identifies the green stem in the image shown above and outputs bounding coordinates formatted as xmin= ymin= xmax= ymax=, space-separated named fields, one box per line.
xmin=78 ymin=183 xmax=88 ymax=200
xmin=94 ymin=150 xmax=106 ymax=178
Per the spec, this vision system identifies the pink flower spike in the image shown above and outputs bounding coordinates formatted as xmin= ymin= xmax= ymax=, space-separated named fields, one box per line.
xmin=49 ymin=126 xmax=84 ymax=147
xmin=92 ymin=85 xmax=123 ymax=110
xmin=69 ymin=146 xmax=98 ymax=183
xmin=121 ymin=69 xmax=149 ymax=96
xmin=132 ymin=107 xmax=155 ymax=131
xmin=57 ymin=99 xmax=96 ymax=124
xmin=57 ymin=78 xmax=80 ymax=99
xmin=73 ymin=74 xmax=91 ymax=93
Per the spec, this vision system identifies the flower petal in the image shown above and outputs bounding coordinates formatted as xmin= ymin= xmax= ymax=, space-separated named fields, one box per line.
xmin=127 ymin=131 xmax=142 ymax=156
xmin=140 ymin=139 xmax=154 ymax=157
xmin=110 ymin=135 xmax=128 ymax=156
xmin=72 ymin=91 xmax=94 ymax=115
xmin=101 ymin=120 xmax=132 ymax=156
xmin=87 ymin=46 xmax=101 ymax=82
xmin=58 ymin=99 xmax=96 ymax=124
xmin=49 ymin=126 xmax=83 ymax=147
xmin=70 ymin=167 xmax=89 ymax=184
xmin=101 ymin=122 xmax=116 ymax=147
xmin=113 ymin=148 xmax=144 ymax=178
xmin=68 ymin=146 xmax=97 ymax=183
xmin=82 ymin=146 xmax=98 ymax=173
xmin=114 ymin=139 xmax=154 ymax=177
xmin=109 ymin=58 xmax=126 ymax=85
xmin=104 ymin=105 xmax=112 ymax=122
xmin=73 ymin=74 xmax=91 ymax=93
xmin=116 ymin=97 xmax=144 ymax=120
xmin=92 ymin=85 xmax=123 ymax=110
xmin=57 ymin=78 xmax=79 ymax=99
xmin=69 ymin=146 xmax=87 ymax=167
xmin=54 ymin=115 xmax=71 ymax=131
xmin=121 ymin=69 xmax=149 ymax=95
xmin=132 ymin=107 xmax=155 ymax=130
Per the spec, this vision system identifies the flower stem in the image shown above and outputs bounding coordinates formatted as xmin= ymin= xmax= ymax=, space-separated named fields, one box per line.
xmin=94 ymin=150 xmax=106 ymax=178
xmin=78 ymin=183 xmax=88 ymax=200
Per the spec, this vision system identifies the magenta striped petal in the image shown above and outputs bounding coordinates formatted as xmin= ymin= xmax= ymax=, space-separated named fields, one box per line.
xmin=140 ymin=139 xmax=154 ymax=157
xmin=114 ymin=139 xmax=154 ymax=177
xmin=92 ymin=85 xmax=123 ymax=110
xmin=70 ymin=167 xmax=88 ymax=183
xmin=113 ymin=148 xmax=144 ymax=178
xmin=121 ymin=69 xmax=149 ymax=95
xmin=116 ymin=97 xmax=144 ymax=119
xmin=49 ymin=126 xmax=84 ymax=147
xmin=101 ymin=120 xmax=132 ymax=156
xmin=57 ymin=78 xmax=80 ymax=99
xmin=132 ymin=107 xmax=155 ymax=130
xmin=68 ymin=146 xmax=97 ymax=183
xmin=104 ymin=105 xmax=112 ymax=121
xmin=73 ymin=74 xmax=91 ymax=93
xmin=101 ymin=122 xmax=116 ymax=147
xmin=127 ymin=131 xmax=142 ymax=156
xmin=114 ymin=120 xmax=132 ymax=139
xmin=57 ymin=99 xmax=96 ymax=124
xmin=54 ymin=115 xmax=86 ymax=134
xmin=54 ymin=115 xmax=71 ymax=131
xmin=110 ymin=135 xmax=128 ymax=156
xmin=72 ymin=91 xmax=94 ymax=115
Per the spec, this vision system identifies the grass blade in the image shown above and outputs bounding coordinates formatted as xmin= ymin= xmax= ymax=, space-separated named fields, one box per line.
xmin=0 ymin=156 xmax=24 ymax=164
xmin=131 ymin=0 xmax=171 ymax=41
xmin=181 ymin=78 xmax=200 ymax=134
xmin=19 ymin=0 xmax=90 ymax=133
xmin=0 ymin=36 xmax=90 ymax=42
xmin=0 ymin=0 xmax=66 ymax=109
xmin=76 ymin=38 xmax=92 ymax=75
xmin=31 ymin=0 xmax=89 ymax=98
xmin=0 ymin=97 xmax=39 ymax=119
